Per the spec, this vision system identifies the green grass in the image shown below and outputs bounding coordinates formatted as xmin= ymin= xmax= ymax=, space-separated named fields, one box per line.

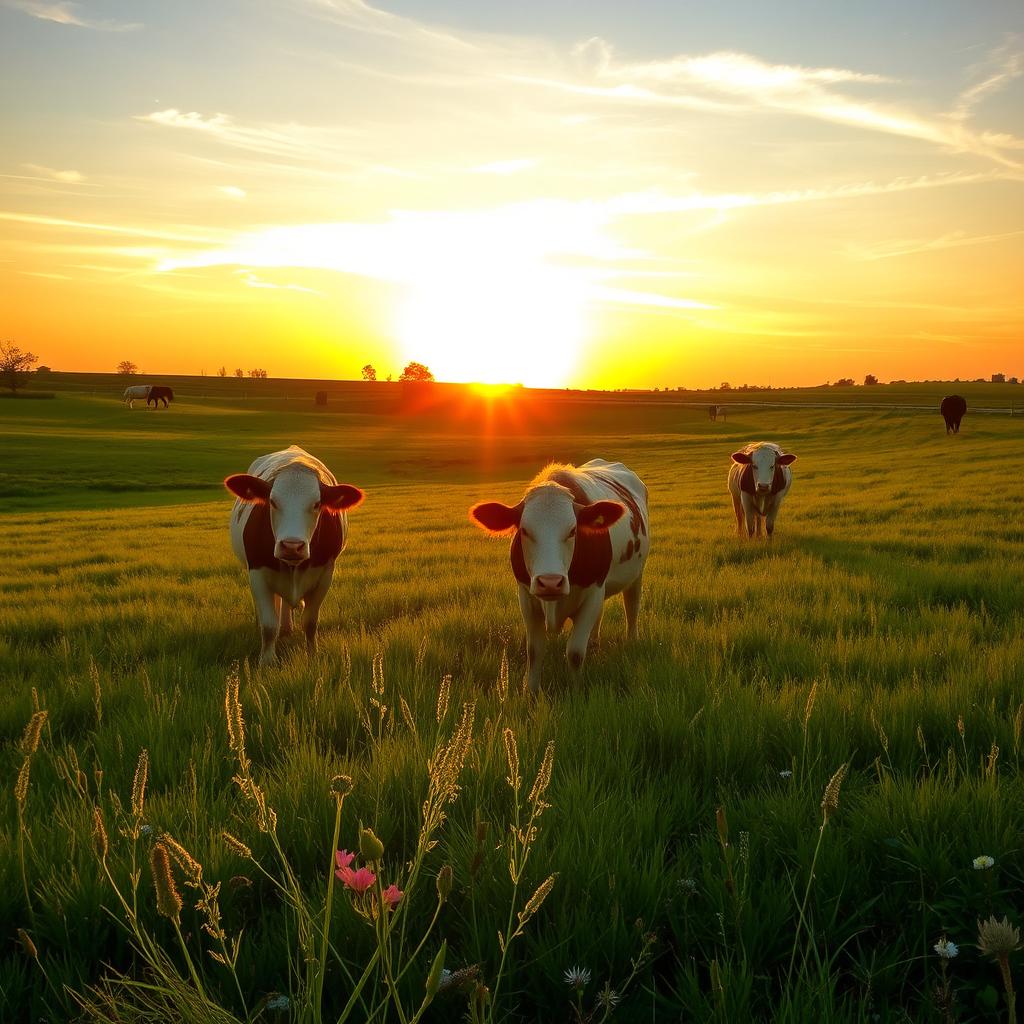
xmin=2 ymin=387 xmax=1024 ymax=1022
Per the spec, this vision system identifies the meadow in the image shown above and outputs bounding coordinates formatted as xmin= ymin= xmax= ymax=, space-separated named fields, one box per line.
xmin=2 ymin=381 xmax=1024 ymax=1022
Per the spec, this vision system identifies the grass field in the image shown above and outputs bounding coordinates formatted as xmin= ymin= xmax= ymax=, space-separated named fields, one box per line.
xmin=2 ymin=381 xmax=1024 ymax=1022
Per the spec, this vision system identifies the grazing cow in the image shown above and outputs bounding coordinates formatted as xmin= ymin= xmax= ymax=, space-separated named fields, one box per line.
xmin=123 ymin=385 xmax=150 ymax=408
xmin=469 ymin=458 xmax=650 ymax=692
xmin=728 ymin=442 xmax=796 ymax=539
xmin=147 ymin=385 xmax=174 ymax=409
xmin=708 ymin=405 xmax=727 ymax=422
xmin=225 ymin=446 xmax=364 ymax=666
xmin=940 ymin=394 xmax=967 ymax=434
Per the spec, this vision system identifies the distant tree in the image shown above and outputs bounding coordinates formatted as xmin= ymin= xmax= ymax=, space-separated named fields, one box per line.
xmin=361 ymin=364 xmax=378 ymax=381
xmin=386 ymin=373 xmax=393 ymax=382
xmin=217 ymin=366 xmax=227 ymax=377
xmin=249 ymin=368 xmax=268 ymax=379
xmin=235 ymin=368 xmax=245 ymax=378
xmin=1 ymin=341 xmax=38 ymax=392
xmin=833 ymin=378 xmax=855 ymax=387
xmin=719 ymin=381 xmax=732 ymax=391
xmin=36 ymin=365 xmax=51 ymax=374
xmin=117 ymin=360 xmax=139 ymax=375
xmin=864 ymin=374 xmax=879 ymax=385
xmin=399 ymin=361 xmax=434 ymax=383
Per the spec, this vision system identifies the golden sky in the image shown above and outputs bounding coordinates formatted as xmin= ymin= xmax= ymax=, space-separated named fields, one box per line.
xmin=2 ymin=0 xmax=1022 ymax=387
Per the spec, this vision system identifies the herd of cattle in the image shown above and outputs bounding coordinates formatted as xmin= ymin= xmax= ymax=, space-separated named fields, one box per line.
xmin=123 ymin=384 xmax=174 ymax=408
xmin=121 ymin=386 xmax=966 ymax=689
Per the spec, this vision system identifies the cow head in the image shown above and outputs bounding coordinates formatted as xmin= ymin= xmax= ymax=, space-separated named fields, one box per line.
xmin=469 ymin=483 xmax=625 ymax=599
xmin=225 ymin=469 xmax=363 ymax=565
xmin=732 ymin=446 xmax=796 ymax=493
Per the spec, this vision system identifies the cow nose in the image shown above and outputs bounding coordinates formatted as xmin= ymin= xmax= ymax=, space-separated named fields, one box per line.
xmin=533 ymin=573 xmax=568 ymax=596
xmin=277 ymin=538 xmax=307 ymax=561
xmin=756 ymin=482 xmax=770 ymax=492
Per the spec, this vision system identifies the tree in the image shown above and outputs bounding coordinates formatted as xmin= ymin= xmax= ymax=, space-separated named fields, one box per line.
xmin=398 ymin=361 xmax=434 ymax=383
xmin=117 ymin=360 xmax=139 ymax=375
xmin=361 ymin=364 xmax=378 ymax=381
xmin=833 ymin=378 xmax=854 ymax=387
xmin=234 ymin=368 xmax=245 ymax=378
xmin=217 ymin=366 xmax=227 ymax=377
xmin=1 ymin=342 xmax=38 ymax=392
xmin=864 ymin=374 xmax=879 ymax=386
xmin=249 ymin=368 xmax=268 ymax=379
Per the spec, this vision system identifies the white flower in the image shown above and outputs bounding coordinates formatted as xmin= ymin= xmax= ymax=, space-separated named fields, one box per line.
xmin=266 ymin=994 xmax=290 ymax=1011
xmin=934 ymin=938 xmax=959 ymax=959
xmin=973 ymin=855 xmax=995 ymax=870
xmin=678 ymin=878 xmax=698 ymax=894
xmin=563 ymin=965 xmax=591 ymax=988
xmin=779 ymin=770 xmax=793 ymax=779
xmin=140 ymin=824 xmax=154 ymax=836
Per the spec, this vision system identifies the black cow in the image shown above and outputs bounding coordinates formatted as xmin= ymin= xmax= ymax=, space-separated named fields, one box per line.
xmin=940 ymin=395 xmax=966 ymax=434
xmin=708 ymin=405 xmax=727 ymax=422
xmin=147 ymin=385 xmax=174 ymax=409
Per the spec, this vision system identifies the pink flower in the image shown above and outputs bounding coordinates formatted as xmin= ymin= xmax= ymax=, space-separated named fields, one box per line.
xmin=336 ymin=850 xmax=355 ymax=872
xmin=338 ymin=865 xmax=377 ymax=893
xmin=382 ymin=884 xmax=404 ymax=909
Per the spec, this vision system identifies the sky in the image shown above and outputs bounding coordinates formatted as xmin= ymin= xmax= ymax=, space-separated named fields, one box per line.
xmin=1 ymin=0 xmax=1022 ymax=388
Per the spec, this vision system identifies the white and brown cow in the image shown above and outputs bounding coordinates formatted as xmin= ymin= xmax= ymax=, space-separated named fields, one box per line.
xmin=123 ymin=385 xmax=151 ymax=408
xmin=470 ymin=458 xmax=650 ymax=692
xmin=728 ymin=441 xmax=796 ymax=539
xmin=225 ymin=446 xmax=364 ymax=666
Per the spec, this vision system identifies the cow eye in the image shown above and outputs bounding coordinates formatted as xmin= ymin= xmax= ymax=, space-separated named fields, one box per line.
xmin=269 ymin=499 xmax=279 ymax=510
xmin=312 ymin=502 xmax=321 ymax=511
xmin=567 ymin=527 xmax=577 ymax=539
xmin=521 ymin=528 xmax=533 ymax=541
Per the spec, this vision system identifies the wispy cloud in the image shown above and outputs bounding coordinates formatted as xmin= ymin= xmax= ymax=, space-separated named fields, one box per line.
xmin=22 ymin=163 xmax=84 ymax=182
xmin=951 ymin=38 xmax=1024 ymax=121
xmin=6 ymin=1 xmax=140 ymax=31
xmin=849 ymin=228 xmax=1024 ymax=261
xmin=218 ymin=185 xmax=246 ymax=199
xmin=469 ymin=158 xmax=537 ymax=175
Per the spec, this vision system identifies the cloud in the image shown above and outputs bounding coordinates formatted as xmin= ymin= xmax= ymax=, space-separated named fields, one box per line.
xmin=952 ymin=39 xmax=1024 ymax=121
xmin=235 ymin=269 xmax=319 ymax=294
xmin=218 ymin=185 xmax=246 ymax=199
xmin=849 ymin=228 xmax=1024 ymax=261
xmin=6 ymin=1 xmax=140 ymax=31
xmin=22 ymin=163 xmax=84 ymax=182
xmin=469 ymin=158 xmax=537 ymax=175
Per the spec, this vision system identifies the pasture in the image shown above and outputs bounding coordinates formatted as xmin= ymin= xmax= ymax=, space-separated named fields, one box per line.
xmin=2 ymin=384 xmax=1024 ymax=1022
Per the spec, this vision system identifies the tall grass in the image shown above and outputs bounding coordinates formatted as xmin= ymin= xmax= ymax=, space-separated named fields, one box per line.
xmin=2 ymin=401 xmax=1024 ymax=1020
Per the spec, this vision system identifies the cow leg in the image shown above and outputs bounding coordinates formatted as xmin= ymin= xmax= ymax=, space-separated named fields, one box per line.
xmin=303 ymin=563 xmax=335 ymax=655
xmin=278 ymin=597 xmax=294 ymax=638
xmin=249 ymin=574 xmax=280 ymax=666
xmin=518 ymin=587 xmax=546 ymax=693
xmin=566 ymin=589 xmax=604 ymax=673
xmin=588 ymin=604 xmax=605 ymax=651
xmin=755 ymin=514 xmax=763 ymax=538
xmin=623 ymin=575 xmax=643 ymax=640
xmin=744 ymin=507 xmax=757 ymax=538
xmin=732 ymin=494 xmax=744 ymax=536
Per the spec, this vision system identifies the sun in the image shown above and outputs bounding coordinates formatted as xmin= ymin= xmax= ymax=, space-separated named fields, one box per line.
xmin=393 ymin=215 xmax=590 ymax=388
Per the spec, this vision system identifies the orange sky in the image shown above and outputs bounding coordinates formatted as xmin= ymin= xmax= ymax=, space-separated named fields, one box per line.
xmin=2 ymin=1 xmax=1022 ymax=387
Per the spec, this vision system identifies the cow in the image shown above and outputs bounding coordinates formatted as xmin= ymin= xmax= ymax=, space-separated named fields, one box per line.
xmin=123 ymin=385 xmax=150 ymax=408
xmin=147 ymin=385 xmax=174 ymax=409
xmin=940 ymin=395 xmax=967 ymax=434
xmin=469 ymin=458 xmax=650 ymax=693
xmin=224 ymin=446 xmax=364 ymax=666
xmin=728 ymin=442 xmax=796 ymax=539
xmin=708 ymin=405 xmax=727 ymax=422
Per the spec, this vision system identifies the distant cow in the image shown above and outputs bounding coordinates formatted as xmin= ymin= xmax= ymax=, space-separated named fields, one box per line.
xmin=728 ymin=442 xmax=796 ymax=539
xmin=708 ymin=405 xmax=727 ymax=422
xmin=940 ymin=395 xmax=967 ymax=434
xmin=123 ymin=385 xmax=150 ymax=408
xmin=147 ymin=385 xmax=174 ymax=409
xmin=225 ymin=446 xmax=364 ymax=666
xmin=469 ymin=458 xmax=650 ymax=692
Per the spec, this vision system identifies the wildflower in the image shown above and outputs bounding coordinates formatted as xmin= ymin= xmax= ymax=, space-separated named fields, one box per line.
xmin=330 ymin=774 xmax=353 ymax=797
xmin=934 ymin=938 xmax=959 ymax=959
xmin=973 ymin=855 xmax=995 ymax=870
xmin=338 ymin=865 xmax=377 ymax=893
xmin=359 ymin=827 xmax=385 ymax=862
xmin=779 ymin=769 xmax=793 ymax=779
xmin=140 ymin=824 xmax=155 ymax=837
xmin=265 ymin=994 xmax=290 ymax=1012
xmin=678 ymin=878 xmax=698 ymax=895
xmin=597 ymin=984 xmax=621 ymax=1010
xmin=978 ymin=916 xmax=1022 ymax=957
xmin=563 ymin=965 xmax=591 ymax=989
xmin=335 ymin=849 xmax=355 ymax=872
xmin=382 ymin=883 xmax=404 ymax=909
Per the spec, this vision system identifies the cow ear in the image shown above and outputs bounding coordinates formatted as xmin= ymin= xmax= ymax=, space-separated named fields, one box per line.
xmin=320 ymin=483 xmax=364 ymax=513
xmin=469 ymin=501 xmax=522 ymax=535
xmin=777 ymin=453 xmax=797 ymax=465
xmin=225 ymin=474 xmax=271 ymax=504
xmin=731 ymin=451 xmax=753 ymax=464
xmin=576 ymin=500 xmax=625 ymax=533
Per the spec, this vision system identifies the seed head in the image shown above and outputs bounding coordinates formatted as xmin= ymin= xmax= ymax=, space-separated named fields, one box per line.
xmin=820 ymin=762 xmax=848 ymax=822
xmin=436 ymin=674 xmax=451 ymax=723
xmin=528 ymin=741 xmax=554 ymax=806
xmin=518 ymin=873 xmax=556 ymax=924
xmin=503 ymin=728 xmax=520 ymax=792
xmin=131 ymin=749 xmax=149 ymax=819
xmin=330 ymin=774 xmax=353 ymax=798
xmin=977 ymin=915 xmax=1022 ymax=958
xmin=436 ymin=864 xmax=453 ymax=901
xmin=92 ymin=806 xmax=109 ymax=860
xmin=802 ymin=681 xmax=818 ymax=731
xmin=17 ymin=929 xmax=38 ymax=960
xmin=20 ymin=711 xmax=48 ymax=756
xmin=160 ymin=833 xmax=203 ymax=884
xmin=222 ymin=831 xmax=252 ymax=859
xmin=151 ymin=843 xmax=183 ymax=921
